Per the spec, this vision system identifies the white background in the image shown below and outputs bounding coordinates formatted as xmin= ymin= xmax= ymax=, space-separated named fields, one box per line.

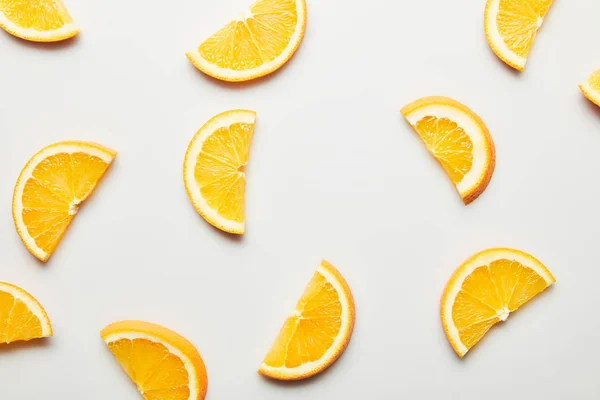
xmin=1 ymin=0 xmax=599 ymax=398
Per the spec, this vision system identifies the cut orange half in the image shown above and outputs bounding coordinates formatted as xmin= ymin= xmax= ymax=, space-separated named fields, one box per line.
xmin=186 ymin=0 xmax=307 ymax=82
xmin=0 ymin=0 xmax=79 ymax=42
xmin=401 ymin=96 xmax=496 ymax=205
xmin=441 ymin=248 xmax=555 ymax=358
xmin=183 ymin=110 xmax=256 ymax=234
xmin=259 ymin=260 xmax=355 ymax=380
xmin=485 ymin=0 xmax=553 ymax=71
xmin=101 ymin=321 xmax=208 ymax=400
xmin=0 ymin=282 xmax=52 ymax=344
xmin=12 ymin=141 xmax=116 ymax=262
xmin=580 ymin=69 xmax=600 ymax=108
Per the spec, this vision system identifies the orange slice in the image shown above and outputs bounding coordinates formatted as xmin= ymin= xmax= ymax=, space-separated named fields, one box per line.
xmin=259 ymin=260 xmax=355 ymax=380
xmin=12 ymin=141 xmax=116 ymax=262
xmin=441 ymin=248 xmax=555 ymax=357
xmin=580 ymin=69 xmax=600 ymax=108
xmin=401 ymin=96 xmax=496 ymax=205
xmin=101 ymin=321 xmax=208 ymax=400
xmin=0 ymin=282 xmax=52 ymax=344
xmin=186 ymin=0 xmax=307 ymax=82
xmin=183 ymin=110 xmax=255 ymax=234
xmin=0 ymin=0 xmax=79 ymax=42
xmin=485 ymin=0 xmax=553 ymax=71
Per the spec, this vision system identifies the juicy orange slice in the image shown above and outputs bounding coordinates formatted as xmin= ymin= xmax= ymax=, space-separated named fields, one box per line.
xmin=12 ymin=141 xmax=116 ymax=262
xmin=101 ymin=321 xmax=208 ymax=400
xmin=401 ymin=96 xmax=496 ymax=205
xmin=484 ymin=0 xmax=553 ymax=71
xmin=0 ymin=282 xmax=52 ymax=344
xmin=183 ymin=110 xmax=256 ymax=234
xmin=580 ymin=69 xmax=600 ymax=108
xmin=441 ymin=248 xmax=555 ymax=357
xmin=186 ymin=0 xmax=307 ymax=82
xmin=0 ymin=0 xmax=79 ymax=42
xmin=259 ymin=260 xmax=355 ymax=380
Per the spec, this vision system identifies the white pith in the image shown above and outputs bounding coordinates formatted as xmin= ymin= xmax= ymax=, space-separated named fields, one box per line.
xmin=0 ymin=282 xmax=51 ymax=337
xmin=186 ymin=0 xmax=306 ymax=81
xmin=259 ymin=262 xmax=353 ymax=378
xmin=0 ymin=11 xmax=78 ymax=41
xmin=13 ymin=143 xmax=116 ymax=261
xmin=485 ymin=0 xmax=527 ymax=69
xmin=442 ymin=249 xmax=555 ymax=356
xmin=102 ymin=331 xmax=200 ymax=400
xmin=183 ymin=110 xmax=256 ymax=233
xmin=580 ymin=81 xmax=600 ymax=106
xmin=405 ymin=104 xmax=490 ymax=195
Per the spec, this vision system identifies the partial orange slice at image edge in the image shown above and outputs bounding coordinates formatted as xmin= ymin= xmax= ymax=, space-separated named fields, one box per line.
xmin=12 ymin=141 xmax=116 ymax=262
xmin=401 ymin=96 xmax=496 ymax=205
xmin=484 ymin=0 xmax=553 ymax=71
xmin=101 ymin=320 xmax=208 ymax=400
xmin=441 ymin=248 xmax=555 ymax=358
xmin=0 ymin=0 xmax=79 ymax=42
xmin=259 ymin=260 xmax=355 ymax=380
xmin=0 ymin=282 xmax=52 ymax=344
xmin=186 ymin=0 xmax=307 ymax=82
xmin=580 ymin=69 xmax=600 ymax=108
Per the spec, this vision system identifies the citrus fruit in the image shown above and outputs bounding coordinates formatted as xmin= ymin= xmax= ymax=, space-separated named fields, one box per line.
xmin=259 ymin=260 xmax=355 ymax=380
xmin=0 ymin=281 xmax=52 ymax=344
xmin=183 ymin=110 xmax=256 ymax=234
xmin=101 ymin=320 xmax=208 ymax=400
xmin=12 ymin=141 xmax=116 ymax=262
xmin=441 ymin=248 xmax=555 ymax=358
xmin=0 ymin=0 xmax=79 ymax=42
xmin=186 ymin=0 xmax=307 ymax=82
xmin=401 ymin=96 xmax=496 ymax=205
xmin=484 ymin=0 xmax=553 ymax=71
xmin=580 ymin=69 xmax=600 ymax=108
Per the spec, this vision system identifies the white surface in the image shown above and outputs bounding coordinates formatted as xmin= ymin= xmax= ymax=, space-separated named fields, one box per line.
xmin=0 ymin=0 xmax=599 ymax=398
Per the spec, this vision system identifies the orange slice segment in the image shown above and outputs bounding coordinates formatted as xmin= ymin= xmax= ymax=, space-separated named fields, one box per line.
xmin=183 ymin=110 xmax=256 ymax=234
xmin=101 ymin=321 xmax=208 ymax=400
xmin=186 ymin=0 xmax=307 ymax=82
xmin=484 ymin=0 xmax=553 ymax=71
xmin=441 ymin=248 xmax=555 ymax=357
xmin=259 ymin=260 xmax=355 ymax=380
xmin=0 ymin=0 xmax=79 ymax=42
xmin=12 ymin=141 xmax=116 ymax=262
xmin=401 ymin=96 xmax=496 ymax=205
xmin=0 ymin=282 xmax=52 ymax=344
xmin=580 ymin=69 xmax=600 ymax=108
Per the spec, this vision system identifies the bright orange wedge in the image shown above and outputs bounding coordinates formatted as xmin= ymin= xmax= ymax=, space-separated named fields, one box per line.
xmin=186 ymin=0 xmax=307 ymax=82
xmin=259 ymin=260 xmax=355 ymax=380
xmin=183 ymin=110 xmax=256 ymax=234
xmin=441 ymin=248 xmax=555 ymax=357
xmin=12 ymin=141 xmax=116 ymax=261
xmin=401 ymin=96 xmax=496 ymax=205
xmin=485 ymin=0 xmax=553 ymax=71
xmin=0 ymin=282 xmax=52 ymax=344
xmin=101 ymin=320 xmax=208 ymax=400
xmin=0 ymin=0 xmax=79 ymax=42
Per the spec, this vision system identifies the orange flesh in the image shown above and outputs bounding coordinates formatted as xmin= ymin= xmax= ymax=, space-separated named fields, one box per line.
xmin=263 ymin=270 xmax=342 ymax=368
xmin=452 ymin=259 xmax=549 ymax=350
xmin=194 ymin=122 xmax=254 ymax=223
xmin=0 ymin=290 xmax=44 ymax=344
xmin=0 ymin=0 xmax=73 ymax=30
xmin=20 ymin=152 xmax=110 ymax=255
xmin=198 ymin=0 xmax=298 ymax=70
xmin=413 ymin=116 xmax=474 ymax=184
xmin=496 ymin=0 xmax=552 ymax=58
xmin=587 ymin=70 xmax=600 ymax=92
xmin=107 ymin=338 xmax=190 ymax=400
